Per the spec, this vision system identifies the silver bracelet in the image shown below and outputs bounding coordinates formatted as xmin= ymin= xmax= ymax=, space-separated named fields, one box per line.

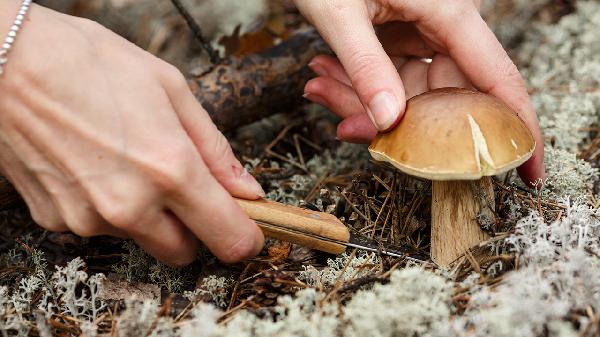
xmin=0 ymin=0 xmax=32 ymax=76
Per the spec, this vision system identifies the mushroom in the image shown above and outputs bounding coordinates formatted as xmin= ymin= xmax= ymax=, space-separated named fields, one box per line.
xmin=368 ymin=88 xmax=535 ymax=266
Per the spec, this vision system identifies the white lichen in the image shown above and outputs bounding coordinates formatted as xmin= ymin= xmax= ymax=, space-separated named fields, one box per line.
xmin=299 ymin=252 xmax=381 ymax=288
xmin=343 ymin=268 xmax=452 ymax=337
xmin=542 ymin=146 xmax=597 ymax=199
xmin=184 ymin=275 xmax=233 ymax=308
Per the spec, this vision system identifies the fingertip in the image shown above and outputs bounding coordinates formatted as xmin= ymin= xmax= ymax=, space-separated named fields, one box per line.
xmin=214 ymin=161 xmax=265 ymax=200
xmin=379 ymin=105 xmax=404 ymax=133
xmin=304 ymin=77 xmax=366 ymax=119
xmin=240 ymin=168 xmax=265 ymax=199
xmin=365 ymin=91 xmax=405 ymax=131
xmin=250 ymin=223 xmax=265 ymax=256
xmin=517 ymin=150 xmax=545 ymax=188
xmin=304 ymin=77 xmax=326 ymax=95
xmin=308 ymin=60 xmax=329 ymax=77
xmin=303 ymin=92 xmax=330 ymax=108
xmin=336 ymin=114 xmax=378 ymax=143
xmin=217 ymin=220 xmax=264 ymax=263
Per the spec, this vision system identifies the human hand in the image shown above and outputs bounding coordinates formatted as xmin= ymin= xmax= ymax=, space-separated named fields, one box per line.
xmin=0 ymin=3 xmax=265 ymax=265
xmin=295 ymin=0 xmax=544 ymax=186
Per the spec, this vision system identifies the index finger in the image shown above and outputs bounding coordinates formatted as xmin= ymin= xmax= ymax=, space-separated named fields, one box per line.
xmin=165 ymin=160 xmax=265 ymax=264
xmin=295 ymin=0 xmax=406 ymax=131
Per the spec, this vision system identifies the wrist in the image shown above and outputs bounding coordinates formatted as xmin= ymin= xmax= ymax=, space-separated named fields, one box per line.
xmin=0 ymin=0 xmax=32 ymax=76
xmin=0 ymin=1 xmax=21 ymax=24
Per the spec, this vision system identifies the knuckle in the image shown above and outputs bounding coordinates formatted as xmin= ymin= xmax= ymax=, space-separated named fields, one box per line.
xmin=433 ymin=0 xmax=473 ymax=25
xmin=28 ymin=205 xmax=66 ymax=232
xmin=487 ymin=57 xmax=527 ymax=94
xmin=149 ymin=143 xmax=195 ymax=194
xmin=31 ymin=212 xmax=66 ymax=233
xmin=345 ymin=50 xmax=385 ymax=89
xmin=446 ymin=0 xmax=472 ymax=13
xmin=63 ymin=211 xmax=103 ymax=238
xmin=210 ymin=132 xmax=234 ymax=162
xmin=67 ymin=222 xmax=98 ymax=238
xmin=94 ymin=198 xmax=139 ymax=230
xmin=159 ymin=63 xmax=188 ymax=90
xmin=500 ymin=60 xmax=523 ymax=82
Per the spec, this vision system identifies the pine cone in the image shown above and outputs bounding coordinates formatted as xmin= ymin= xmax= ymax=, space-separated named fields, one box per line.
xmin=239 ymin=270 xmax=300 ymax=307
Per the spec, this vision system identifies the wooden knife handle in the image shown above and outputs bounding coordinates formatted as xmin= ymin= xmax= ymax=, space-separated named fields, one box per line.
xmin=235 ymin=198 xmax=349 ymax=254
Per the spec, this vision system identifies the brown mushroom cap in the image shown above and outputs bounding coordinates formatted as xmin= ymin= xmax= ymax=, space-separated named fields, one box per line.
xmin=368 ymin=88 xmax=535 ymax=180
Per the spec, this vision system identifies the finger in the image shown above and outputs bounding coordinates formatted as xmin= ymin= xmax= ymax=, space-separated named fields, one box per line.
xmin=398 ymin=0 xmax=544 ymax=182
xmin=308 ymin=55 xmax=352 ymax=86
xmin=377 ymin=22 xmax=435 ymax=58
xmin=0 ymin=132 xmax=67 ymax=231
xmin=130 ymin=210 xmax=198 ymax=266
xmin=0 ymin=160 xmax=67 ymax=233
xmin=337 ymin=114 xmax=378 ymax=143
xmin=1 ymin=119 xmax=132 ymax=238
xmin=37 ymin=172 xmax=128 ymax=238
xmin=304 ymin=77 xmax=365 ymax=118
xmin=517 ymin=149 xmax=544 ymax=188
xmin=296 ymin=1 xmax=405 ymax=131
xmin=427 ymin=54 xmax=472 ymax=89
xmin=163 ymin=72 xmax=265 ymax=200
xmin=398 ymin=58 xmax=430 ymax=98
xmin=309 ymin=55 xmax=410 ymax=83
xmin=162 ymin=74 xmax=264 ymax=263
xmin=166 ymin=159 xmax=264 ymax=263
xmin=332 ymin=58 xmax=430 ymax=142
xmin=391 ymin=56 xmax=408 ymax=72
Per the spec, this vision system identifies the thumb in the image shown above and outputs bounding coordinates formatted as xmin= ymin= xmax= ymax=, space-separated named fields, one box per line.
xmin=297 ymin=1 xmax=405 ymax=131
xmin=167 ymin=78 xmax=265 ymax=200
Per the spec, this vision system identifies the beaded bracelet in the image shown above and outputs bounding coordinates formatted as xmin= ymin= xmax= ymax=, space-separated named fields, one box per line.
xmin=0 ymin=0 xmax=32 ymax=76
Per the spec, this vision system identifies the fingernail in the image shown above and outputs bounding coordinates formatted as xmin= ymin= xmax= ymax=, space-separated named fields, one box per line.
xmin=366 ymin=91 xmax=400 ymax=131
xmin=303 ymin=92 xmax=329 ymax=107
xmin=241 ymin=168 xmax=265 ymax=197
xmin=308 ymin=61 xmax=328 ymax=77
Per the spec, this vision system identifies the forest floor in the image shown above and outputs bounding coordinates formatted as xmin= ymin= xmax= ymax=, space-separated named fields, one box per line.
xmin=0 ymin=1 xmax=599 ymax=336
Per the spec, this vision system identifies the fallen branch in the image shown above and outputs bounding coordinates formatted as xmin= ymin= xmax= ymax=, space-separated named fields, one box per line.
xmin=191 ymin=28 xmax=329 ymax=132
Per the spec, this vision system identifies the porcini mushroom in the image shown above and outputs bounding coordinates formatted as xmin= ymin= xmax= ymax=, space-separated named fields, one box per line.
xmin=368 ymin=88 xmax=535 ymax=266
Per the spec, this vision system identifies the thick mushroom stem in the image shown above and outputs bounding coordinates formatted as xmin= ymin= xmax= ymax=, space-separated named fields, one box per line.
xmin=431 ymin=176 xmax=494 ymax=266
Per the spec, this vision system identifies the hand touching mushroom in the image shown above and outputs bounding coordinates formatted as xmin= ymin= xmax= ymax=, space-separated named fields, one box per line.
xmin=295 ymin=0 xmax=545 ymax=186
xmin=369 ymin=88 xmax=535 ymax=265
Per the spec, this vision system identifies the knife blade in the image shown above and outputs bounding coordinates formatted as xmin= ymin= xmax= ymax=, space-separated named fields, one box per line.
xmin=235 ymin=198 xmax=427 ymax=262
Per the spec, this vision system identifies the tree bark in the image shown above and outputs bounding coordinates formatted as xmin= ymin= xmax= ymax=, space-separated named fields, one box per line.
xmin=190 ymin=28 xmax=329 ymax=132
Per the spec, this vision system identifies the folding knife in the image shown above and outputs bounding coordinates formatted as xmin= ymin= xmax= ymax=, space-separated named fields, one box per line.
xmin=236 ymin=198 xmax=427 ymax=262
